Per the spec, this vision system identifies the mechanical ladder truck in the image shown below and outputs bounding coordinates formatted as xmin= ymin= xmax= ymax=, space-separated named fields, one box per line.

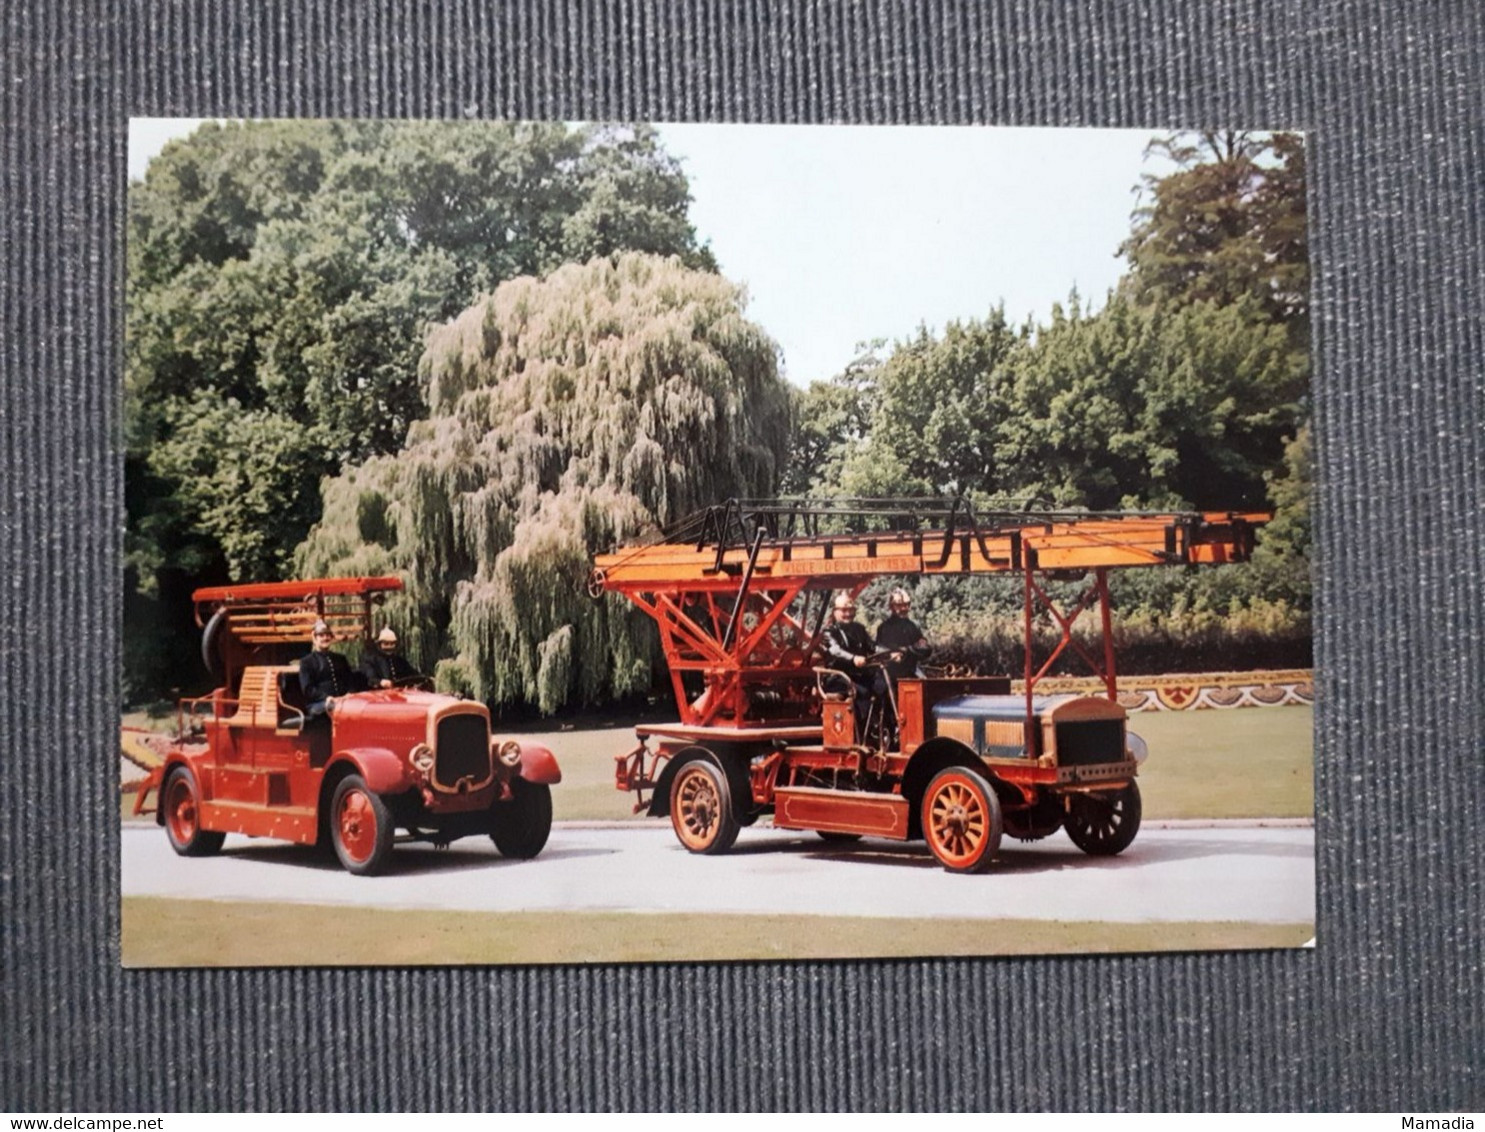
xmin=589 ymin=498 xmax=1266 ymax=873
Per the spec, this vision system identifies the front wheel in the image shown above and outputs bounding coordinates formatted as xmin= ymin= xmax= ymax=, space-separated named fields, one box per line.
xmin=669 ymin=760 xmax=739 ymax=855
xmin=921 ymin=766 xmax=1003 ymax=874
xmin=330 ymin=774 xmax=395 ymax=876
xmin=1063 ymin=781 xmax=1142 ymax=856
xmin=490 ymin=779 xmax=553 ymax=859
xmin=162 ymin=767 xmax=225 ymax=857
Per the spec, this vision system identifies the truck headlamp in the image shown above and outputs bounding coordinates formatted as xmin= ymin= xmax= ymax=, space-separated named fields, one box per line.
xmin=498 ymin=739 xmax=522 ymax=768
xmin=1126 ymin=732 xmax=1149 ymax=765
xmin=410 ymin=743 xmax=435 ymax=774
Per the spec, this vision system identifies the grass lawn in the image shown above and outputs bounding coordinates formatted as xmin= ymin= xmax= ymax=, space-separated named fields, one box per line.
xmin=121 ymin=896 xmax=1314 ymax=966
xmin=533 ymin=705 xmax=1314 ymax=823
xmin=120 ymin=705 xmax=1313 ymax=825
xmin=1131 ymin=706 xmax=1312 ymax=819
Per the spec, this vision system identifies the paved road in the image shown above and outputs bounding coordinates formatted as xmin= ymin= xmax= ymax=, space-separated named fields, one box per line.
xmin=122 ymin=820 xmax=1314 ymax=925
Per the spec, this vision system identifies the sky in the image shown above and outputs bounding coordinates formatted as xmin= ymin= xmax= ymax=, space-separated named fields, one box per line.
xmin=129 ymin=118 xmax=1173 ymax=387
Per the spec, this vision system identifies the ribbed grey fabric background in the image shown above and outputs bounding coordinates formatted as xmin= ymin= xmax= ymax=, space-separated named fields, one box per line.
xmin=2 ymin=0 xmax=1481 ymax=1112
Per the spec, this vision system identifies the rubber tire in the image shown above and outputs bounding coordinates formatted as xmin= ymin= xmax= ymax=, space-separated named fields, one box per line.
xmin=669 ymin=760 xmax=740 ymax=855
xmin=1063 ymin=781 xmax=1142 ymax=857
xmin=330 ymin=774 xmax=395 ymax=876
xmin=490 ymin=779 xmax=553 ymax=859
xmin=162 ymin=767 xmax=226 ymax=857
xmin=921 ymin=766 xmax=1003 ymax=874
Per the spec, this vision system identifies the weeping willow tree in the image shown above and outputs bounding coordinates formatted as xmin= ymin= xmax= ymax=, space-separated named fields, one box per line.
xmin=296 ymin=252 xmax=791 ymax=712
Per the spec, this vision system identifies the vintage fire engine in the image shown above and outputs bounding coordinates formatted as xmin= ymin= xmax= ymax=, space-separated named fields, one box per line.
xmin=133 ymin=576 xmax=562 ymax=875
xmin=591 ymin=499 xmax=1265 ymax=873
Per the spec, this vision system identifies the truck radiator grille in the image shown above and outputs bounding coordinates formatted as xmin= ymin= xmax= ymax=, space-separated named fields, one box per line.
xmin=434 ymin=714 xmax=490 ymax=790
xmin=1054 ymin=719 xmax=1125 ymax=767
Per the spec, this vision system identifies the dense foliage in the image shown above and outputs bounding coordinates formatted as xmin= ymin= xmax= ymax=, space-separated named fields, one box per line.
xmin=787 ymin=295 xmax=1303 ymax=509
xmin=125 ymin=120 xmax=711 ymax=700
xmin=296 ymin=253 xmax=791 ymax=712
xmin=125 ymin=125 xmax=1309 ymax=707
xmin=787 ymin=131 xmax=1311 ymax=664
xmin=1121 ymin=131 xmax=1308 ymax=340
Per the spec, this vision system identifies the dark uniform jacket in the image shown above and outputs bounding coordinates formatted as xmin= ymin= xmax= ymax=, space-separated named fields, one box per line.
xmin=299 ymin=649 xmax=355 ymax=717
xmin=822 ymin=620 xmax=876 ymax=672
xmin=361 ymin=650 xmax=418 ymax=688
xmin=822 ymin=618 xmax=888 ymax=729
xmin=875 ymin=614 xmax=930 ymax=681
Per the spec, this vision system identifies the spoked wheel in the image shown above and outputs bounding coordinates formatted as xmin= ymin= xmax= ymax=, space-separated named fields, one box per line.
xmin=921 ymin=766 xmax=1003 ymax=874
xmin=162 ymin=767 xmax=225 ymax=857
xmin=490 ymin=778 xmax=553 ymax=859
xmin=669 ymin=761 xmax=739 ymax=855
xmin=330 ymin=774 xmax=395 ymax=876
xmin=1063 ymin=781 xmax=1142 ymax=856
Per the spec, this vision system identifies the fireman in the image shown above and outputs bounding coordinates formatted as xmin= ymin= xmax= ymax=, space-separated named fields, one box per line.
xmin=298 ymin=619 xmax=355 ymax=721
xmin=361 ymin=626 xmax=421 ymax=689
xmin=875 ymin=588 xmax=930 ymax=684
xmin=822 ymin=591 xmax=889 ymax=735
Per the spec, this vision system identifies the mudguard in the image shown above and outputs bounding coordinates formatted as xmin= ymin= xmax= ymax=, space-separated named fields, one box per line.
xmin=513 ymin=741 xmax=562 ymax=785
xmin=330 ymin=747 xmax=411 ymax=794
xmin=645 ymin=746 xmax=750 ymax=820
xmin=140 ymin=753 xmax=207 ymax=821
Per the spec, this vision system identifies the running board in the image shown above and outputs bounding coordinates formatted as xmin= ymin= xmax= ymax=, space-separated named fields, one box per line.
xmin=773 ymin=786 xmax=909 ymax=840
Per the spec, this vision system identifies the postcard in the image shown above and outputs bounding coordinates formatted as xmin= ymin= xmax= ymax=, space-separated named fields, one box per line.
xmin=121 ymin=120 xmax=1313 ymax=965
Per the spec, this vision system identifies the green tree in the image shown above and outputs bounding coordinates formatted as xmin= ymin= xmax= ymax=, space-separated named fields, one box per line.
xmin=1245 ymin=421 xmax=1313 ymax=607
xmin=839 ymin=310 xmax=1027 ymax=499
xmin=779 ymin=343 xmax=881 ymax=496
xmin=1120 ymin=130 xmax=1308 ymax=339
xmin=125 ymin=121 xmax=712 ymax=700
xmin=296 ymin=253 xmax=790 ymax=714
xmin=127 ymin=120 xmax=711 ymax=587
xmin=1120 ymin=129 xmax=1312 ymax=580
xmin=1002 ymin=293 xmax=1302 ymax=510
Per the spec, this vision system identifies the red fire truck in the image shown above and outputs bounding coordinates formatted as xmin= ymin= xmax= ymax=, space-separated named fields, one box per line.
xmin=591 ymin=499 xmax=1265 ymax=873
xmin=133 ymin=576 xmax=561 ymax=875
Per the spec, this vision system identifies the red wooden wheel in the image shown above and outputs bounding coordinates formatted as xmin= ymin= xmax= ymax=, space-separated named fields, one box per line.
xmin=921 ymin=766 xmax=1002 ymax=874
xmin=330 ymin=774 xmax=394 ymax=876
xmin=669 ymin=760 xmax=739 ymax=855
xmin=162 ymin=767 xmax=225 ymax=857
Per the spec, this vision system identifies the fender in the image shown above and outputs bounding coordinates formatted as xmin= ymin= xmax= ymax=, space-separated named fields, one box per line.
xmin=142 ymin=750 xmax=214 ymax=822
xmin=645 ymin=745 xmax=751 ymax=819
xmin=329 ymin=747 xmax=412 ymax=794
xmin=515 ymin=741 xmax=562 ymax=785
xmin=900 ymin=736 xmax=994 ymax=836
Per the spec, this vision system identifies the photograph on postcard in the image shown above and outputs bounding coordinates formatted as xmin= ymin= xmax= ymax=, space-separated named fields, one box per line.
xmin=120 ymin=120 xmax=1314 ymax=965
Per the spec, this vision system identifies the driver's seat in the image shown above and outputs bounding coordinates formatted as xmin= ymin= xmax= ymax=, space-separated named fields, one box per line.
xmin=275 ymin=670 xmax=309 ymax=731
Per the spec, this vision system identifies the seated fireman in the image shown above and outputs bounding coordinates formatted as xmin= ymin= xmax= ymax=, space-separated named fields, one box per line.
xmin=361 ymin=626 xmax=421 ymax=689
xmin=875 ymin=587 xmax=930 ymax=683
xmin=822 ymin=590 xmax=889 ymax=733
xmin=299 ymin=619 xmax=356 ymax=722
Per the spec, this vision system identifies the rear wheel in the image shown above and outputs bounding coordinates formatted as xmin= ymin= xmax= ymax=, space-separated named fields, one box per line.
xmin=490 ymin=779 xmax=553 ymax=859
xmin=162 ymin=767 xmax=225 ymax=857
xmin=669 ymin=760 xmax=739 ymax=855
xmin=330 ymin=774 xmax=394 ymax=876
xmin=1063 ymin=781 xmax=1142 ymax=856
xmin=921 ymin=766 xmax=1002 ymax=874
